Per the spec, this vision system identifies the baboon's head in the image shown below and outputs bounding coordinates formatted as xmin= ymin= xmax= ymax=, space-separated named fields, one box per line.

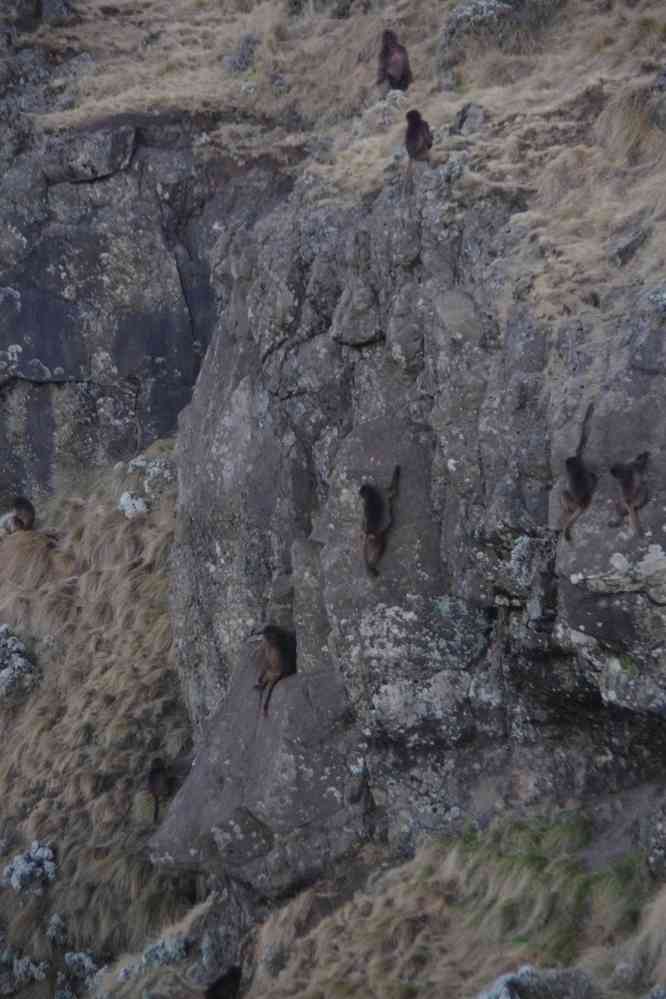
xmin=13 ymin=496 xmax=35 ymax=529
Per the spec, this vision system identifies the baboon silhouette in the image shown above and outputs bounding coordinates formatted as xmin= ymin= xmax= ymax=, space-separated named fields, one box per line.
xmin=377 ymin=29 xmax=412 ymax=92
xmin=147 ymin=757 xmax=169 ymax=824
xmin=255 ymin=624 xmax=297 ymax=717
xmin=559 ymin=403 xmax=597 ymax=542
xmin=609 ymin=451 xmax=650 ymax=536
xmin=359 ymin=465 xmax=401 ymax=576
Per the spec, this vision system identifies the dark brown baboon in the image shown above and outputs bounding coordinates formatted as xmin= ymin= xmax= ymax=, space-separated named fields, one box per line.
xmin=359 ymin=465 xmax=401 ymax=577
xmin=559 ymin=402 xmax=597 ymax=542
xmin=405 ymin=109 xmax=433 ymax=170
xmin=256 ymin=624 xmax=297 ymax=717
xmin=609 ymin=451 xmax=650 ymax=535
xmin=0 ymin=496 xmax=36 ymax=534
xmin=147 ymin=757 xmax=169 ymax=824
xmin=377 ymin=29 xmax=412 ymax=93
xmin=205 ymin=967 xmax=242 ymax=998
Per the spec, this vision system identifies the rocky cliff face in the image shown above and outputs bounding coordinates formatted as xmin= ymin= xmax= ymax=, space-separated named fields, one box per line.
xmin=3 ymin=0 xmax=666 ymax=990
xmin=157 ymin=160 xmax=666 ymax=885
xmin=0 ymin=3 xmax=225 ymax=495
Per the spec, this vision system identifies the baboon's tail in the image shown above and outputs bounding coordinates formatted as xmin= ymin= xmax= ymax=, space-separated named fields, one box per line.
xmin=575 ymin=403 xmax=595 ymax=458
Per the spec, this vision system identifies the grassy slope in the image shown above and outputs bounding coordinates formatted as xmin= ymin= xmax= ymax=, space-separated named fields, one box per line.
xmin=34 ymin=0 xmax=666 ymax=313
xmin=0 ymin=459 xmax=194 ymax=986
xmin=93 ymin=813 xmax=666 ymax=999
xmin=4 ymin=0 xmax=666 ymax=994
xmin=247 ymin=815 xmax=666 ymax=999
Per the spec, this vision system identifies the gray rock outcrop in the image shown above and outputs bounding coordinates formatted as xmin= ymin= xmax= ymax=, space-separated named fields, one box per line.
xmin=436 ymin=0 xmax=566 ymax=73
xmin=0 ymin=625 xmax=39 ymax=706
xmin=3 ymin=1 xmax=666 ymax=989
xmin=151 ymin=645 xmax=370 ymax=895
xmin=166 ymin=160 xmax=666 ymax=884
xmin=478 ymin=965 xmax=601 ymax=999
xmin=0 ymin=16 xmax=223 ymax=495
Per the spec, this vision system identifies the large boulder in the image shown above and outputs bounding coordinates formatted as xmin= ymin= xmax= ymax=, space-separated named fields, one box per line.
xmin=169 ymin=163 xmax=666 ymax=868
xmin=149 ymin=645 xmax=370 ymax=897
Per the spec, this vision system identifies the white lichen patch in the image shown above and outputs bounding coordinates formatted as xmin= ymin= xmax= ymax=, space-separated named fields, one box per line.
xmin=47 ymin=913 xmax=67 ymax=946
xmin=572 ymin=545 xmax=666 ymax=602
xmin=90 ymin=350 xmax=118 ymax=379
xmin=2 ymin=841 xmax=56 ymax=895
xmin=372 ymin=670 xmax=471 ymax=739
xmin=65 ymin=951 xmax=98 ymax=981
xmin=118 ymin=492 xmax=148 ymax=519
xmin=0 ymin=624 xmax=40 ymax=706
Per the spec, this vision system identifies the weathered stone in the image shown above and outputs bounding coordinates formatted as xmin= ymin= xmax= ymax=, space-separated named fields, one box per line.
xmin=2 ymin=841 xmax=56 ymax=894
xmin=436 ymin=0 xmax=566 ymax=72
xmin=478 ymin=964 xmax=601 ymax=999
xmin=609 ymin=224 xmax=652 ymax=266
xmin=222 ymin=33 xmax=260 ymax=75
xmin=43 ymin=125 xmax=135 ymax=183
xmin=150 ymin=647 xmax=369 ymax=897
xmin=0 ymin=624 xmax=39 ymax=705
xmin=450 ymin=102 xmax=488 ymax=134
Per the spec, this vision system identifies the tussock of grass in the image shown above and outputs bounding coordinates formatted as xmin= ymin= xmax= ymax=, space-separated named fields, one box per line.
xmin=0 ymin=461 xmax=194 ymax=964
xmin=596 ymin=81 xmax=666 ymax=166
xmin=25 ymin=0 xmax=666 ymax=217
xmin=94 ymin=897 xmax=216 ymax=998
xmin=246 ymin=814 xmax=663 ymax=999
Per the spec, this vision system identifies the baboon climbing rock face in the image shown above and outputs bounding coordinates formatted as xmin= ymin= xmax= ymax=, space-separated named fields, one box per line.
xmin=359 ymin=465 xmax=400 ymax=576
xmin=254 ymin=624 xmax=297 ymax=717
xmin=405 ymin=111 xmax=433 ymax=162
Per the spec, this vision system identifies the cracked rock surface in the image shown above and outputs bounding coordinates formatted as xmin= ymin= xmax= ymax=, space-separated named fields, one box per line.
xmin=165 ymin=156 xmax=666 ymax=888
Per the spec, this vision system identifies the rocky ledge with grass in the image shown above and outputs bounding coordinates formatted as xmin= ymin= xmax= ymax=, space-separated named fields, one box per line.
xmin=2 ymin=0 xmax=666 ymax=996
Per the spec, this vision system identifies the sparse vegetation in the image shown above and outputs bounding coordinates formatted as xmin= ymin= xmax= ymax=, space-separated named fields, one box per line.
xmin=246 ymin=814 xmax=663 ymax=999
xmin=4 ymin=0 xmax=666 ymax=994
xmin=0 ymin=456 xmax=194 ymax=971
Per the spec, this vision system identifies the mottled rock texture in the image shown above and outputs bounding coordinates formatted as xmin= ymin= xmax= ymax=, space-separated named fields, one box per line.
xmin=151 ymin=649 xmax=369 ymax=895
xmin=0 ymin=624 xmax=39 ymax=705
xmin=3 ymin=0 xmax=666 ymax=987
xmin=165 ymin=158 xmax=666 ymax=891
xmin=436 ymin=0 xmax=566 ymax=73
xmin=477 ymin=965 xmax=601 ymax=999
xmin=0 ymin=10 xmax=230 ymax=496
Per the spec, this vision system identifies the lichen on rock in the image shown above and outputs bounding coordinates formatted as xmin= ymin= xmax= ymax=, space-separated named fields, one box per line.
xmin=2 ymin=840 xmax=57 ymax=895
xmin=0 ymin=624 xmax=39 ymax=706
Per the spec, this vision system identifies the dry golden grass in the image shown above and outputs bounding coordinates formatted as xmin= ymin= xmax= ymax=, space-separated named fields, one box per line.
xmin=0 ymin=463 xmax=194 ymax=968
xmin=94 ymin=897 xmax=216 ymax=997
xmin=5 ymin=0 xmax=666 ymax=988
xmin=25 ymin=0 xmax=666 ymax=225
xmin=246 ymin=816 xmax=663 ymax=999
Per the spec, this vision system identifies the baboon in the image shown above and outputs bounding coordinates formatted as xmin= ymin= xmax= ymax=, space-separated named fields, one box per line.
xmin=147 ymin=757 xmax=169 ymax=824
xmin=255 ymin=624 xmax=297 ymax=718
xmin=559 ymin=402 xmax=597 ymax=542
xmin=205 ymin=967 xmax=242 ymax=998
xmin=377 ymin=29 xmax=412 ymax=93
xmin=405 ymin=109 xmax=433 ymax=172
xmin=0 ymin=496 xmax=36 ymax=535
xmin=359 ymin=464 xmax=401 ymax=577
xmin=609 ymin=451 xmax=650 ymax=536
